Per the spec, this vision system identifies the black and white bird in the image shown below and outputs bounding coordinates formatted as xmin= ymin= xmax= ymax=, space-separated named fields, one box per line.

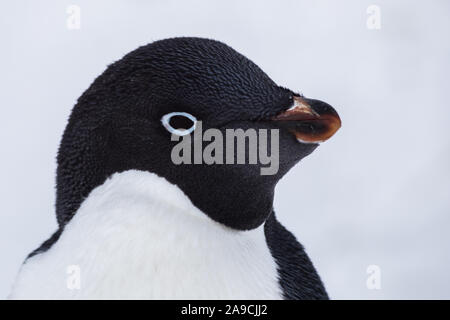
xmin=10 ymin=37 xmax=341 ymax=299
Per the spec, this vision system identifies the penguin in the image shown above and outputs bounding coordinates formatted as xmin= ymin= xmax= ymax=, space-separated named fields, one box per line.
xmin=9 ymin=37 xmax=341 ymax=300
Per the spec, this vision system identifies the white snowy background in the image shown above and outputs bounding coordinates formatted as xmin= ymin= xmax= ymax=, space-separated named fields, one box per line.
xmin=1 ymin=0 xmax=449 ymax=299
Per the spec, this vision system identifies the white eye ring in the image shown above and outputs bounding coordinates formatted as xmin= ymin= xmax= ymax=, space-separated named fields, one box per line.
xmin=161 ymin=112 xmax=197 ymax=136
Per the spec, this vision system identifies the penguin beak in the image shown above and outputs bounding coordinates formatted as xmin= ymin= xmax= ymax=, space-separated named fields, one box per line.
xmin=271 ymin=96 xmax=341 ymax=143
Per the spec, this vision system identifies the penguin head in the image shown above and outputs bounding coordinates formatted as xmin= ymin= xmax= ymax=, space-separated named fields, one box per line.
xmin=57 ymin=37 xmax=341 ymax=230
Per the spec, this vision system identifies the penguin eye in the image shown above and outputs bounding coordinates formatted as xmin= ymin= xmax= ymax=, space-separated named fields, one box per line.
xmin=161 ymin=112 xmax=197 ymax=136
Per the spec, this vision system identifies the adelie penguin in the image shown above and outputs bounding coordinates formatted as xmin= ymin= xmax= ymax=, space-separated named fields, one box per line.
xmin=9 ymin=37 xmax=341 ymax=299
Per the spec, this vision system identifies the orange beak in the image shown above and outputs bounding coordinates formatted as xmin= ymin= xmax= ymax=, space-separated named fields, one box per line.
xmin=271 ymin=96 xmax=341 ymax=143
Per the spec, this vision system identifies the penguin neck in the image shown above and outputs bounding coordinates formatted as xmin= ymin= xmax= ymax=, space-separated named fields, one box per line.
xmin=74 ymin=169 xmax=259 ymax=232
xmin=17 ymin=169 xmax=283 ymax=299
xmin=90 ymin=169 xmax=214 ymax=225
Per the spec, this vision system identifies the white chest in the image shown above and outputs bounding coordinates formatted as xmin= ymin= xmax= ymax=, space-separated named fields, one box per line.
xmin=10 ymin=170 xmax=282 ymax=299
